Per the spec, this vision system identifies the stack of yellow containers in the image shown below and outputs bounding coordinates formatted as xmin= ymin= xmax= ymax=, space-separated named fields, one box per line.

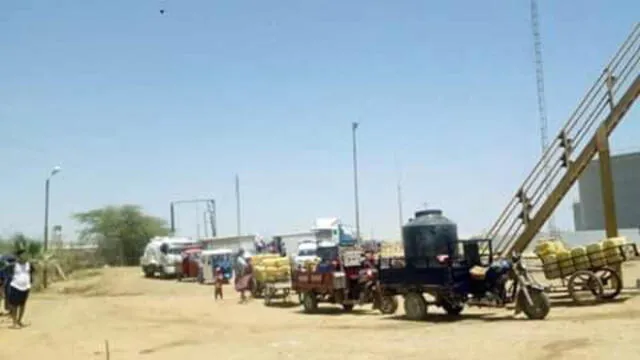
xmin=252 ymin=254 xmax=292 ymax=282
xmin=380 ymin=242 xmax=404 ymax=257
xmin=303 ymin=258 xmax=320 ymax=272
xmin=535 ymin=240 xmax=565 ymax=279
xmin=602 ymin=236 xmax=627 ymax=265
xmin=535 ymin=236 xmax=631 ymax=279
xmin=586 ymin=242 xmax=606 ymax=268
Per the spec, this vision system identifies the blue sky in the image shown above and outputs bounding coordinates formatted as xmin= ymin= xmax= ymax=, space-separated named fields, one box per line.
xmin=1 ymin=0 xmax=639 ymax=240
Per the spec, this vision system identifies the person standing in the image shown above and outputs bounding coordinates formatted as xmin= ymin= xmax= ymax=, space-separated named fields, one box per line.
xmin=214 ymin=266 xmax=224 ymax=300
xmin=6 ymin=249 xmax=34 ymax=328
xmin=234 ymin=255 xmax=253 ymax=303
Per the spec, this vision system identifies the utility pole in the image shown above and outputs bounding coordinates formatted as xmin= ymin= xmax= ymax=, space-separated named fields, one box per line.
xmin=43 ymin=166 xmax=61 ymax=289
xmin=395 ymin=156 xmax=404 ymax=232
xmin=235 ymin=174 xmax=241 ymax=236
xmin=352 ymin=122 xmax=361 ymax=242
xmin=203 ymin=211 xmax=209 ymax=238
xmin=195 ymin=203 xmax=201 ymax=239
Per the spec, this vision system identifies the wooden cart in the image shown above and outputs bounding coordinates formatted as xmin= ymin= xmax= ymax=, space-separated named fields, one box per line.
xmin=263 ymin=279 xmax=294 ymax=306
xmin=539 ymin=243 xmax=638 ymax=305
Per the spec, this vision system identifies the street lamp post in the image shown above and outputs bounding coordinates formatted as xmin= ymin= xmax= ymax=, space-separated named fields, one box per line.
xmin=43 ymin=165 xmax=61 ymax=289
xmin=352 ymin=122 xmax=361 ymax=242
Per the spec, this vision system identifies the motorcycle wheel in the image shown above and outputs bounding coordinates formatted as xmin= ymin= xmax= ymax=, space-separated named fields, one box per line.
xmin=519 ymin=287 xmax=550 ymax=320
xmin=379 ymin=295 xmax=399 ymax=315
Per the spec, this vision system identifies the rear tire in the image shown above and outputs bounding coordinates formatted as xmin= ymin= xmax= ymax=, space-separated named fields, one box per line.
xmin=342 ymin=304 xmax=354 ymax=312
xmin=302 ymin=292 xmax=318 ymax=313
xmin=403 ymin=292 xmax=427 ymax=321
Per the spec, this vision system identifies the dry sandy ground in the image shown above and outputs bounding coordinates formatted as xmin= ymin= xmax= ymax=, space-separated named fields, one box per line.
xmin=1 ymin=264 xmax=640 ymax=360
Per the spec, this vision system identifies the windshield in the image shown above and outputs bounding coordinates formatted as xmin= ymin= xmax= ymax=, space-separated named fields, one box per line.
xmin=168 ymin=247 xmax=188 ymax=255
xmin=297 ymin=249 xmax=316 ymax=257
xmin=213 ymin=254 xmax=231 ymax=262
xmin=316 ymin=246 xmax=338 ymax=262
xmin=315 ymin=229 xmax=333 ymax=240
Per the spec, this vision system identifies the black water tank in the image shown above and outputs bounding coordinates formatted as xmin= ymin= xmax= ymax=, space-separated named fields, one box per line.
xmin=402 ymin=209 xmax=458 ymax=261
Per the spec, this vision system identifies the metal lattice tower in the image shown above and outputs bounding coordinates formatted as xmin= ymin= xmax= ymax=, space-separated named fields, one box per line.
xmin=530 ymin=0 xmax=557 ymax=236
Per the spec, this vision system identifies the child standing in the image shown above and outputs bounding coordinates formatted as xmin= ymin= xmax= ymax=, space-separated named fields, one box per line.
xmin=214 ymin=266 xmax=224 ymax=300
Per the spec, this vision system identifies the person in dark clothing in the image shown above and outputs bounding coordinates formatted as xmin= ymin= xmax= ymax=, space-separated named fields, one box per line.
xmin=6 ymin=249 xmax=35 ymax=328
xmin=0 ymin=255 xmax=16 ymax=315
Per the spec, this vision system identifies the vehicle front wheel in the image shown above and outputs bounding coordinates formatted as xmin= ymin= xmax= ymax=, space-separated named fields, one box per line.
xmin=403 ymin=292 xmax=427 ymax=321
xmin=143 ymin=266 xmax=155 ymax=278
xmin=519 ymin=287 xmax=550 ymax=320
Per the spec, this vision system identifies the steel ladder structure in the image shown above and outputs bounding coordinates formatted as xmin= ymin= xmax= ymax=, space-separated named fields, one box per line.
xmin=485 ymin=23 xmax=640 ymax=257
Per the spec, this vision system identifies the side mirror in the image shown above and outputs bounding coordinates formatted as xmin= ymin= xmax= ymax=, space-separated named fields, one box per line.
xmin=160 ymin=243 xmax=168 ymax=255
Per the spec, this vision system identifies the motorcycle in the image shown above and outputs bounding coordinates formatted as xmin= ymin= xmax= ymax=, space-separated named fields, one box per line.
xmin=357 ymin=267 xmax=398 ymax=315
xmin=465 ymin=253 xmax=550 ymax=320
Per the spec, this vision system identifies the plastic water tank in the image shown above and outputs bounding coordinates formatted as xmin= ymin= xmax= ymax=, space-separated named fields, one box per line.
xmin=402 ymin=209 xmax=459 ymax=261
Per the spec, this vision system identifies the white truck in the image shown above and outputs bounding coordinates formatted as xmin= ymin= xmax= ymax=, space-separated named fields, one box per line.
xmin=293 ymin=239 xmax=318 ymax=268
xmin=311 ymin=217 xmax=357 ymax=246
xmin=140 ymin=236 xmax=199 ymax=278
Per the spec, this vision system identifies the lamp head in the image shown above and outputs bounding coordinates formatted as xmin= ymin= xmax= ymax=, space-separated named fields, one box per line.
xmin=51 ymin=166 xmax=62 ymax=176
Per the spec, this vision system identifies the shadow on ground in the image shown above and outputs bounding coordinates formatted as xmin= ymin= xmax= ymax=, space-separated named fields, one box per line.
xmin=381 ymin=312 xmax=523 ymax=323
xmin=295 ymin=307 xmax=378 ymax=316
xmin=264 ymin=302 xmax=300 ymax=309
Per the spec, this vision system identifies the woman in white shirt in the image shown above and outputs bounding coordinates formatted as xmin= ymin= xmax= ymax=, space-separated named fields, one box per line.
xmin=6 ymin=249 xmax=35 ymax=329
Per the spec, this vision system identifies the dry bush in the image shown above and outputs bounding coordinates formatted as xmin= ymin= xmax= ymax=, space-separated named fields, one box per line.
xmin=31 ymin=249 xmax=104 ymax=291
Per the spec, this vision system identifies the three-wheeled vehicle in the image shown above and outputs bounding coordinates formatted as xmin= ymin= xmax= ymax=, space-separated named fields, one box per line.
xmin=177 ymin=247 xmax=202 ymax=282
xmin=294 ymin=240 xmax=398 ymax=314
xmin=379 ymin=209 xmax=550 ymax=321
xmin=199 ymin=249 xmax=233 ymax=284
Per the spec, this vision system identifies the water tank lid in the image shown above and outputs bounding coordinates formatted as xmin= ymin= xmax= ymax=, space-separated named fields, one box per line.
xmin=414 ymin=209 xmax=442 ymax=217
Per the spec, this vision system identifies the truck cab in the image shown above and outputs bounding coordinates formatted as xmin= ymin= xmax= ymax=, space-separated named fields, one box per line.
xmin=312 ymin=217 xmax=357 ymax=247
xmin=294 ymin=240 xmax=318 ymax=268
xmin=140 ymin=236 xmax=198 ymax=278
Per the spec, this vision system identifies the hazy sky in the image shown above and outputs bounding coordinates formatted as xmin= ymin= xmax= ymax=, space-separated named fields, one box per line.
xmin=1 ymin=0 xmax=639 ymax=240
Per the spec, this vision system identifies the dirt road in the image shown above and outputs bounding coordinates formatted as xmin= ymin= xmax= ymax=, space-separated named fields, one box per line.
xmin=1 ymin=266 xmax=640 ymax=360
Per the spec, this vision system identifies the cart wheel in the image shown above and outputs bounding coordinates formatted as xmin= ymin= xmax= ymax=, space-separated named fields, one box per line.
xmin=379 ymin=295 xmax=399 ymax=315
xmin=568 ymin=270 xmax=603 ymax=305
xmin=593 ymin=267 xmax=622 ymax=300
xmin=251 ymin=279 xmax=263 ymax=299
xmin=302 ymin=292 xmax=318 ymax=313
xmin=403 ymin=292 xmax=427 ymax=321
xmin=342 ymin=304 xmax=354 ymax=312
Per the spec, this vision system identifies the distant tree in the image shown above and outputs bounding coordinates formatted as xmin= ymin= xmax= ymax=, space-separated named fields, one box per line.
xmin=74 ymin=205 xmax=170 ymax=266
xmin=4 ymin=233 xmax=42 ymax=258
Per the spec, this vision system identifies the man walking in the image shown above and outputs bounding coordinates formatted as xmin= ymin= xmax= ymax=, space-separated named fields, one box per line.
xmin=6 ymin=249 xmax=35 ymax=328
